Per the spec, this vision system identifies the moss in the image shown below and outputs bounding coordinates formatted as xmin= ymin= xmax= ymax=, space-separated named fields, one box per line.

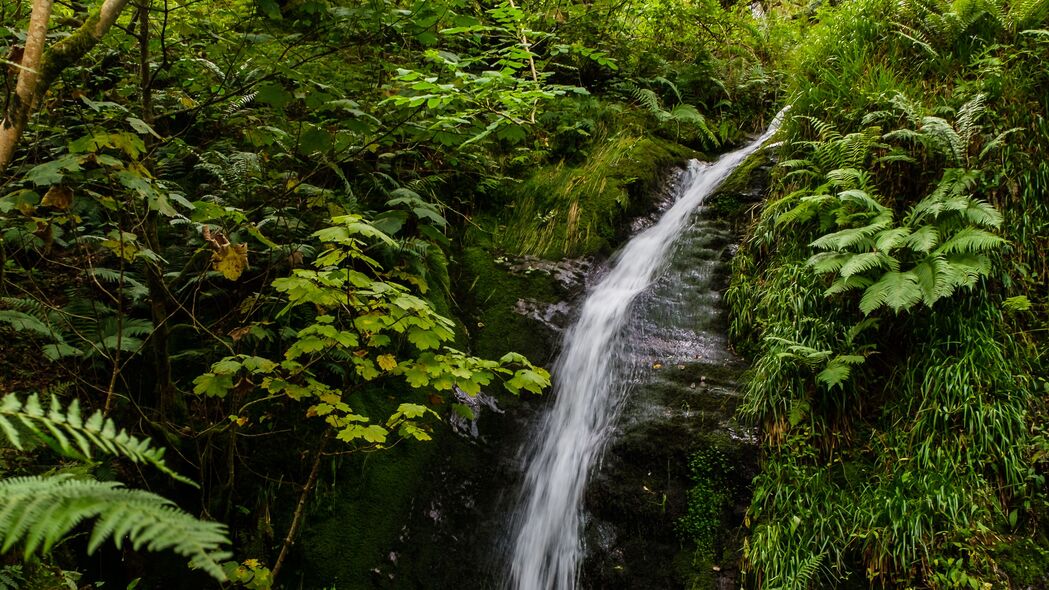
xmin=676 ymin=433 xmax=756 ymax=590
xmin=453 ymin=244 xmax=560 ymax=363
xmin=992 ymin=537 xmax=1049 ymax=587
xmin=37 ymin=13 xmax=103 ymax=102
xmin=495 ymin=134 xmax=697 ymax=259
xmin=293 ymin=388 xmax=441 ymax=589
xmin=705 ymin=150 xmax=773 ymax=226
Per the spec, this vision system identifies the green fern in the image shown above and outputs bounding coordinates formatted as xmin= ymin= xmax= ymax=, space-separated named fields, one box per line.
xmin=0 ymin=565 xmax=24 ymax=590
xmin=0 ymin=476 xmax=229 ymax=581
xmin=0 ymin=310 xmax=52 ymax=337
xmin=859 ymin=271 xmax=924 ymax=314
xmin=0 ymin=393 xmax=192 ymax=485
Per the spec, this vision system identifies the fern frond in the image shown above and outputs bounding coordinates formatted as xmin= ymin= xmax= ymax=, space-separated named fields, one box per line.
xmin=903 ymin=225 xmax=940 ymax=252
xmin=810 ymin=222 xmax=887 ymax=251
xmin=0 ymin=311 xmax=52 ymax=337
xmin=836 ymin=189 xmax=886 ymax=212
xmin=935 ymin=227 xmax=1007 ymax=254
xmin=0 ymin=476 xmax=229 ymax=580
xmin=825 ymin=274 xmax=874 ymax=296
xmin=890 ymin=92 xmax=926 ymax=126
xmin=226 ymin=91 xmax=259 ymax=114
xmin=893 ymin=25 xmax=940 ymax=57
xmin=956 ymin=93 xmax=986 ymax=148
xmin=1010 ymin=0 xmax=1049 ymax=28
xmin=838 ymin=252 xmax=900 ymax=278
xmin=651 ymin=76 xmax=682 ymax=104
xmin=875 ymin=227 xmax=912 ymax=252
xmin=826 ymin=167 xmax=868 ymax=188
xmin=860 ymin=271 xmax=923 ymax=314
xmin=795 ymin=551 xmax=827 ymax=587
xmin=977 ymin=127 xmax=1022 ymax=160
xmin=808 ymin=252 xmax=852 ymax=274
xmin=0 ymin=297 xmax=48 ymax=319
xmin=622 ymin=83 xmax=663 ymax=114
xmin=959 ymin=198 xmax=1004 ymax=228
xmin=88 ymin=268 xmax=150 ymax=302
xmin=669 ymin=104 xmax=719 ymax=146
xmin=919 ymin=116 xmax=965 ymax=163
xmin=0 ymin=393 xmax=192 ymax=485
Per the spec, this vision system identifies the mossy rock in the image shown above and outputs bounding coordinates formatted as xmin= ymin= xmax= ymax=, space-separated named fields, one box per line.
xmin=705 ymin=150 xmax=774 ymax=227
xmin=452 ymin=244 xmax=562 ymax=363
xmin=993 ymin=536 xmax=1049 ymax=587
xmin=292 ymin=388 xmax=442 ymax=589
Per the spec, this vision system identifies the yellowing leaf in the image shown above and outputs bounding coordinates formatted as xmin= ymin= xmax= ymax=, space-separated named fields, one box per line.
xmin=41 ymin=185 xmax=73 ymax=210
xmin=377 ymin=354 xmax=397 ymax=371
xmin=212 ymin=242 xmax=249 ymax=280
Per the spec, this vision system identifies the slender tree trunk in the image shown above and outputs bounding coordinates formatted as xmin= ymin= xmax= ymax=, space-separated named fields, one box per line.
xmin=271 ymin=434 xmax=330 ymax=584
xmin=0 ymin=0 xmax=134 ymax=172
xmin=0 ymin=0 xmax=53 ymax=170
xmin=134 ymin=0 xmax=176 ymax=419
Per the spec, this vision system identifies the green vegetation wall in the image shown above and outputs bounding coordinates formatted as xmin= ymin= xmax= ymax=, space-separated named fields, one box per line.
xmin=728 ymin=0 xmax=1049 ymax=587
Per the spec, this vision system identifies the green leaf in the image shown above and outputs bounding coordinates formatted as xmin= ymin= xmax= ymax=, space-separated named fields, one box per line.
xmin=24 ymin=155 xmax=82 ymax=186
xmin=192 ymin=373 xmax=234 ymax=398
xmin=0 ymin=476 xmax=229 ymax=579
xmin=127 ymin=117 xmax=163 ymax=139
xmin=504 ymin=368 xmax=549 ymax=395
xmin=859 ymin=271 xmax=923 ymax=314
xmin=256 ymin=82 xmax=292 ymax=108
xmin=1003 ymin=296 xmax=1031 ymax=311
xmin=407 ymin=327 xmax=442 ymax=350
xmin=0 ymin=311 xmax=51 ymax=336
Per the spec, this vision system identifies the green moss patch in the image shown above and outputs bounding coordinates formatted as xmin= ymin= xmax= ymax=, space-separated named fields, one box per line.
xmin=453 ymin=245 xmax=561 ymax=363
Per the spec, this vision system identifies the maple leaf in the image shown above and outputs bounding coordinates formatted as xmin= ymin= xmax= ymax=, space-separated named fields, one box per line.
xmin=212 ymin=243 xmax=249 ymax=280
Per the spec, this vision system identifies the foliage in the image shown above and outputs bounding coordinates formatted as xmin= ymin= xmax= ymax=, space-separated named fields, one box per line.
xmin=0 ymin=392 xmax=189 ymax=483
xmin=3 ymin=0 xmax=1044 ymax=586
xmin=0 ymin=475 xmax=230 ymax=580
xmin=0 ymin=393 xmax=230 ymax=582
xmin=192 ymin=214 xmax=549 ymax=447
xmin=728 ymin=0 xmax=1049 ymax=587
xmin=678 ymin=447 xmax=731 ymax=553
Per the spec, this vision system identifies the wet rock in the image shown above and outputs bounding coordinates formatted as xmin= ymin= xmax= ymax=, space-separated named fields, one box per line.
xmin=505 ymin=255 xmax=595 ymax=295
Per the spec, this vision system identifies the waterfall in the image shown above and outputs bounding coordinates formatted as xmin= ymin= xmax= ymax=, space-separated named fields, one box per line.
xmin=506 ymin=112 xmax=786 ymax=590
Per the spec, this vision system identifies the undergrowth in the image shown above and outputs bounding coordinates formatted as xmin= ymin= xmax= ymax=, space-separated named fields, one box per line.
xmin=729 ymin=0 xmax=1049 ymax=587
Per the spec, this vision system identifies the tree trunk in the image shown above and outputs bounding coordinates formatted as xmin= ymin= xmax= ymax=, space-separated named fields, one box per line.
xmin=0 ymin=0 xmax=53 ymax=170
xmin=0 ymin=0 xmax=134 ymax=172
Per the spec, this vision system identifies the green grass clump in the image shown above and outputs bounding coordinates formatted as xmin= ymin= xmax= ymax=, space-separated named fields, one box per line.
xmin=495 ymin=133 xmax=696 ymax=260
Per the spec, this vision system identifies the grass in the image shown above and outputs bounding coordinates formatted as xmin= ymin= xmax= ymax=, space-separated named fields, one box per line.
xmin=494 ymin=132 xmax=696 ymax=259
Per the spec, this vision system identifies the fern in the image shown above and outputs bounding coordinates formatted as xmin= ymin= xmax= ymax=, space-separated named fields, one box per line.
xmin=0 ymin=310 xmax=52 ymax=336
xmin=0 ymin=476 xmax=229 ymax=581
xmin=0 ymin=393 xmax=192 ymax=485
xmin=668 ymin=104 xmax=719 ymax=146
xmin=859 ymin=271 xmax=923 ymax=314
xmin=87 ymin=267 xmax=150 ymax=302
xmin=226 ymin=91 xmax=259 ymax=114
xmin=936 ymin=227 xmax=1006 ymax=253
xmin=0 ymin=565 xmax=24 ymax=590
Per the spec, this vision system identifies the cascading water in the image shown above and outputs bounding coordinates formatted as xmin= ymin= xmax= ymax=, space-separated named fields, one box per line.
xmin=507 ymin=111 xmax=786 ymax=590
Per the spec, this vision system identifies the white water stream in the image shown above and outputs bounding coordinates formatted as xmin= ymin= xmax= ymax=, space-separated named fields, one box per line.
xmin=507 ymin=112 xmax=786 ymax=590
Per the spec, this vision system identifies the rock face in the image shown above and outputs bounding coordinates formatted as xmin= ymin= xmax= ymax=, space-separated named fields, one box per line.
xmin=579 ymin=175 xmax=757 ymax=589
